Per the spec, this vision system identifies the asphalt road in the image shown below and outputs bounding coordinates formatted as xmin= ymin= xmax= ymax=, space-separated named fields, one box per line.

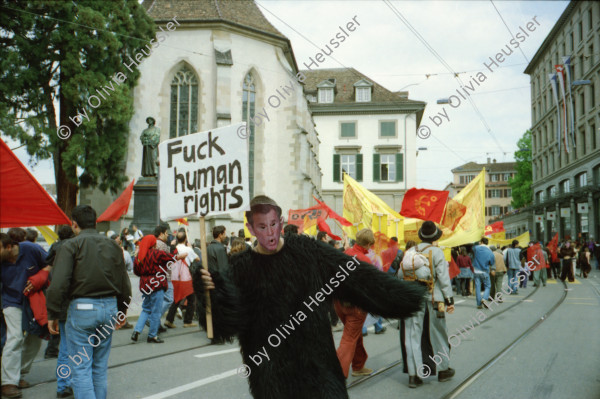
xmin=20 ymin=270 xmax=600 ymax=399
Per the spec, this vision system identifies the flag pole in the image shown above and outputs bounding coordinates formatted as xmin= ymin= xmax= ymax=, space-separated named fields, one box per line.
xmin=198 ymin=216 xmax=213 ymax=339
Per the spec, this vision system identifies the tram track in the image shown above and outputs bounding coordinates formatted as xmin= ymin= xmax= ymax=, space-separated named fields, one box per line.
xmin=440 ymin=279 xmax=568 ymax=398
xmin=30 ymin=279 xmax=571 ymax=392
xmin=347 ymin=282 xmax=547 ymax=390
xmin=29 ymin=331 xmax=214 ymax=388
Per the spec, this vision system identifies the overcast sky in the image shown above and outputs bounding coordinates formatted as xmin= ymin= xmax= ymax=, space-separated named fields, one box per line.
xmin=10 ymin=0 xmax=569 ymax=191
xmin=255 ymin=0 xmax=570 ymax=189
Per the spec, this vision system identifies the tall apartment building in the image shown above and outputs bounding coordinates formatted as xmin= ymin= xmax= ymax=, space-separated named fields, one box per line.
xmin=303 ymin=68 xmax=426 ymax=235
xmin=525 ymin=1 xmax=600 ymax=242
xmin=444 ymin=159 xmax=516 ymax=225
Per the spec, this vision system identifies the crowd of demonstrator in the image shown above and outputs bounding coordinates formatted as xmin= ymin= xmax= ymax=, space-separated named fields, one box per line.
xmin=2 ymin=210 xmax=598 ymax=398
xmin=452 ymin=237 xmax=600 ymax=304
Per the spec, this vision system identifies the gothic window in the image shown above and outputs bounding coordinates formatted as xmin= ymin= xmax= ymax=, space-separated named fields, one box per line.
xmin=242 ymin=73 xmax=256 ymax=198
xmin=170 ymin=66 xmax=199 ymax=138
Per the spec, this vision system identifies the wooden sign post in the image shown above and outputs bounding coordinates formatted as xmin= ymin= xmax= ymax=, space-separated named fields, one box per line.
xmin=198 ymin=216 xmax=213 ymax=339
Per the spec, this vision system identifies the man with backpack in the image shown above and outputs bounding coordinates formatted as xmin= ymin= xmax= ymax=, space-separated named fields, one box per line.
xmin=400 ymin=221 xmax=455 ymax=388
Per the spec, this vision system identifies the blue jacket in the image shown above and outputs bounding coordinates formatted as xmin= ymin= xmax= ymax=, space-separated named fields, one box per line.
xmin=1 ymin=242 xmax=47 ymax=309
xmin=472 ymin=244 xmax=495 ymax=273
xmin=504 ymin=247 xmax=522 ymax=270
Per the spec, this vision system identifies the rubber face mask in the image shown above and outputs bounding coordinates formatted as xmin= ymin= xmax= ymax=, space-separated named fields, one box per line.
xmin=247 ymin=209 xmax=282 ymax=253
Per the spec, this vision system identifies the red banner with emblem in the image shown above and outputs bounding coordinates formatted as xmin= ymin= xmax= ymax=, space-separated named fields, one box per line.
xmin=288 ymin=205 xmax=327 ymax=232
xmin=400 ymin=188 xmax=449 ymax=223
xmin=484 ymin=221 xmax=504 ymax=236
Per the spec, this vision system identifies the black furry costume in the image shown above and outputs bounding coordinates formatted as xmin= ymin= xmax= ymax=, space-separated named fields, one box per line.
xmin=193 ymin=234 xmax=426 ymax=399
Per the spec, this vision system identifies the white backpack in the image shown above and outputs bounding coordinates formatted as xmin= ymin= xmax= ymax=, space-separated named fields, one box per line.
xmin=401 ymin=246 xmax=432 ymax=281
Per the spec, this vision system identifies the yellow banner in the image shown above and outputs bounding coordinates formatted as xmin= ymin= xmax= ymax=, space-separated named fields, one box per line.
xmin=488 ymin=231 xmax=530 ymax=248
xmin=36 ymin=226 xmax=58 ymax=246
xmin=342 ymin=174 xmax=403 ymax=240
xmin=491 ymin=231 xmax=506 ymax=240
xmin=404 ymin=169 xmax=486 ymax=246
xmin=438 ymin=169 xmax=486 ymax=247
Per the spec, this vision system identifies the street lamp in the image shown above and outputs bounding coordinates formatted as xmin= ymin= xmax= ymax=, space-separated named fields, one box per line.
xmin=437 ymin=98 xmax=449 ymax=104
xmin=416 ymin=147 xmax=427 ymax=157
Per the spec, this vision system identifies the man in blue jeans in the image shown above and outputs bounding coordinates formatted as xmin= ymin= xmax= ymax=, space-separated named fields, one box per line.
xmin=47 ymin=205 xmax=132 ymax=399
xmin=504 ymin=240 xmax=522 ymax=294
xmin=472 ymin=237 xmax=495 ymax=309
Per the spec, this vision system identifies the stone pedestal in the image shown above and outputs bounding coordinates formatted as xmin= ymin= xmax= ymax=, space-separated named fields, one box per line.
xmin=133 ymin=177 xmax=159 ymax=234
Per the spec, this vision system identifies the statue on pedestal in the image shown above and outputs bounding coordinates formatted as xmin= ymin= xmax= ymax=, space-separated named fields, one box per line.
xmin=140 ymin=117 xmax=161 ymax=177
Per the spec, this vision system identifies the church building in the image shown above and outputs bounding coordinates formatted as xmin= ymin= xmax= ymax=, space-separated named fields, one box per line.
xmin=88 ymin=0 xmax=321 ymax=235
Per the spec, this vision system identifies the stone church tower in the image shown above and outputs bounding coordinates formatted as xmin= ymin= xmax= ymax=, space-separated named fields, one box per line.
xmin=88 ymin=0 xmax=321 ymax=235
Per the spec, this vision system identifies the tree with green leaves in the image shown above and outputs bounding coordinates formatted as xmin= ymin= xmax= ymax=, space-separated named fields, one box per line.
xmin=509 ymin=129 xmax=533 ymax=208
xmin=0 ymin=0 xmax=156 ymax=215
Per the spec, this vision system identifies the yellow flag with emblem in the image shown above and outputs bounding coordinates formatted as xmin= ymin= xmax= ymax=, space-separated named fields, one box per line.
xmin=342 ymin=174 xmax=403 ymax=240
xmin=437 ymin=168 xmax=486 ymax=247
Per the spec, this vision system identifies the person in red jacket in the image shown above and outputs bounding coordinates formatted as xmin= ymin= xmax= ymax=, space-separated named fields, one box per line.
xmin=334 ymin=228 xmax=376 ymax=378
xmin=131 ymin=235 xmax=184 ymax=343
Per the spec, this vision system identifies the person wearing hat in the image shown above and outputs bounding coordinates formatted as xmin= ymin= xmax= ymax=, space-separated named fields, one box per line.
xmin=140 ymin=116 xmax=161 ymax=177
xmin=401 ymin=220 xmax=455 ymax=388
xmin=195 ymin=195 xmax=426 ymax=399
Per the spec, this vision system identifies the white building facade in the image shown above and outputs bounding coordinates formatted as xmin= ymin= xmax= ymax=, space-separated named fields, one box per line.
xmin=303 ymin=68 xmax=425 ymax=235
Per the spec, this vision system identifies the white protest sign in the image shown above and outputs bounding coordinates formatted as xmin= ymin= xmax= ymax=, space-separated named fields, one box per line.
xmin=158 ymin=123 xmax=249 ymax=220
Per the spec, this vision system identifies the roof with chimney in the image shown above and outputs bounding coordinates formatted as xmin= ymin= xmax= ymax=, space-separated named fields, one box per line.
xmin=302 ymin=68 xmax=426 ymax=122
xmin=303 ymin=68 xmax=425 ymax=105
xmin=143 ymin=0 xmax=286 ymax=40
xmin=452 ymin=160 xmax=517 ymax=173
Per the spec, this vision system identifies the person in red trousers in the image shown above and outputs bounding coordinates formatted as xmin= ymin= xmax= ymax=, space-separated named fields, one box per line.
xmin=334 ymin=228 xmax=377 ymax=378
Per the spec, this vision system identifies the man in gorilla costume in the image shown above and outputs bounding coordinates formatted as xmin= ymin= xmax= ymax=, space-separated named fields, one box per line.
xmin=195 ymin=195 xmax=426 ymax=399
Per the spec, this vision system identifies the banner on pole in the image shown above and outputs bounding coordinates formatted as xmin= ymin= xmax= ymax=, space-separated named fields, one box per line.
xmin=158 ymin=123 xmax=249 ymax=220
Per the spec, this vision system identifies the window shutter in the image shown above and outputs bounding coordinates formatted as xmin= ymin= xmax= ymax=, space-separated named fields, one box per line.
xmin=396 ymin=153 xmax=403 ymax=182
xmin=333 ymin=154 xmax=340 ymax=182
xmin=356 ymin=154 xmax=363 ymax=182
xmin=373 ymin=154 xmax=380 ymax=182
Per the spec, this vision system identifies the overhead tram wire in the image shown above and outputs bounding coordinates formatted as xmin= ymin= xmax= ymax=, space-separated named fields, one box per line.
xmin=490 ymin=0 xmax=530 ymax=64
xmin=382 ymin=0 xmax=507 ymax=155
xmin=257 ymin=1 xmax=471 ymax=165
xmin=255 ymin=1 xmax=470 ymax=166
xmin=255 ymin=1 xmax=367 ymax=84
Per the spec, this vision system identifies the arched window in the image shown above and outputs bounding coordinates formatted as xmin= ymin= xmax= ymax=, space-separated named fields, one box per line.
xmin=170 ymin=66 xmax=198 ymax=138
xmin=242 ymin=73 xmax=256 ymax=197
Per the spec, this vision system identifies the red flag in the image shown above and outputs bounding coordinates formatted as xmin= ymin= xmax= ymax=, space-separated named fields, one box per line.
xmin=527 ymin=243 xmax=547 ymax=271
xmin=0 ymin=138 xmax=71 ymax=227
xmin=381 ymin=241 xmax=399 ymax=272
xmin=449 ymin=256 xmax=460 ymax=279
xmin=440 ymin=198 xmax=467 ymax=231
xmin=97 ymin=180 xmax=135 ymax=222
xmin=484 ymin=221 xmax=505 ymax=236
xmin=313 ymin=196 xmax=352 ymax=226
xmin=400 ymin=188 xmax=449 ymax=223
xmin=176 ymin=218 xmax=189 ymax=226
xmin=316 ymin=219 xmax=341 ymax=240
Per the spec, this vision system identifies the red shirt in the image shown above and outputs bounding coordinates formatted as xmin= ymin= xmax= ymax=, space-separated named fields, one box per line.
xmin=134 ymin=248 xmax=172 ymax=293
xmin=344 ymin=244 xmax=371 ymax=264
xmin=457 ymin=255 xmax=474 ymax=272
